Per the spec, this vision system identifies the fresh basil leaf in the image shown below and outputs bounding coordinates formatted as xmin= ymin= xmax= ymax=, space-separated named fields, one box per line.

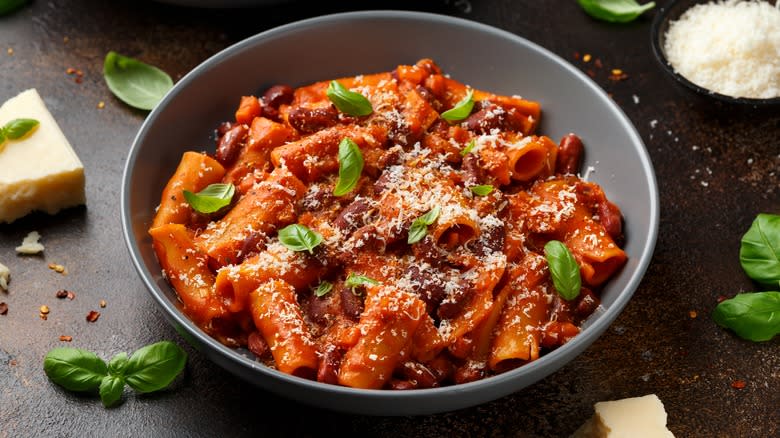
xmin=441 ymin=89 xmax=474 ymax=123
xmin=183 ymin=183 xmax=235 ymax=214
xmin=407 ymin=206 xmax=441 ymax=244
xmin=0 ymin=0 xmax=27 ymax=16
xmin=277 ymin=224 xmax=323 ymax=254
xmin=577 ymin=0 xmax=655 ymax=23
xmin=0 ymin=131 xmax=5 ymax=145
xmin=124 ymin=341 xmax=187 ymax=393
xmin=460 ymin=139 xmax=476 ymax=156
xmin=108 ymin=352 xmax=129 ymax=376
xmin=326 ymin=80 xmax=373 ymax=116
xmin=99 ymin=375 xmax=125 ymax=408
xmin=44 ymin=348 xmax=108 ymax=392
xmin=333 ymin=137 xmax=364 ymax=196
xmin=103 ymin=51 xmax=174 ymax=111
xmin=544 ymin=240 xmax=581 ymax=300
xmin=740 ymin=213 xmax=780 ymax=288
xmin=314 ymin=281 xmax=333 ymax=297
xmin=2 ymin=118 xmax=39 ymax=139
xmin=470 ymin=185 xmax=494 ymax=196
xmin=345 ymin=273 xmax=380 ymax=289
xmin=713 ymin=292 xmax=780 ymax=342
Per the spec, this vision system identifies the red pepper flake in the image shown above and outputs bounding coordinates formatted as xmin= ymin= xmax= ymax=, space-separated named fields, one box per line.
xmin=689 ymin=310 xmax=698 ymax=319
xmin=583 ymin=53 xmax=592 ymax=62
xmin=48 ymin=263 xmax=66 ymax=274
xmin=86 ymin=310 xmax=100 ymax=322
xmin=608 ymin=69 xmax=629 ymax=81
xmin=731 ymin=380 xmax=747 ymax=389
xmin=67 ymin=291 xmax=75 ymax=300
xmin=0 ymin=302 xmax=7 ymax=315
xmin=594 ymin=58 xmax=603 ymax=69
xmin=65 ymin=67 xmax=76 ymax=75
xmin=74 ymin=76 xmax=83 ymax=84
xmin=99 ymin=300 xmax=106 ymax=308
xmin=56 ymin=289 xmax=69 ymax=299
xmin=39 ymin=305 xmax=50 ymax=315
xmin=573 ymin=51 xmax=581 ymax=60
xmin=59 ymin=335 xmax=73 ymax=342
xmin=39 ymin=313 xmax=48 ymax=320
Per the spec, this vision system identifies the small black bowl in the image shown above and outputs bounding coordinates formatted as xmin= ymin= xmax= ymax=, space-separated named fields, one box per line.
xmin=651 ymin=0 xmax=780 ymax=108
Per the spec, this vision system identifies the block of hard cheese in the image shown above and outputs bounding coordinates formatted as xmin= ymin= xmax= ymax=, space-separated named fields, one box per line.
xmin=0 ymin=89 xmax=85 ymax=223
xmin=571 ymin=394 xmax=675 ymax=438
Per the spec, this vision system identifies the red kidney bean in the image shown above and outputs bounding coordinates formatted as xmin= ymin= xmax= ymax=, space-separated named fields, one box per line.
xmin=287 ymin=105 xmax=339 ymax=133
xmin=407 ymin=264 xmax=446 ymax=314
xmin=339 ymin=284 xmax=364 ymax=321
xmin=453 ymin=360 xmax=486 ymax=384
xmin=262 ymin=84 xmax=293 ymax=108
xmin=598 ymin=199 xmax=623 ymax=240
xmin=464 ymin=101 xmax=507 ymax=134
xmin=556 ymin=133 xmax=584 ymax=175
xmin=400 ymin=361 xmax=439 ymax=389
xmin=215 ymin=124 xmax=248 ymax=166
xmin=247 ymin=331 xmax=268 ymax=358
xmin=237 ymin=230 xmax=266 ymax=264
xmin=461 ymin=152 xmax=482 ymax=185
xmin=316 ymin=345 xmax=342 ymax=385
xmin=215 ymin=121 xmax=234 ymax=138
xmin=388 ymin=379 xmax=417 ymax=390
xmin=575 ymin=288 xmax=600 ymax=319
xmin=334 ymin=199 xmax=371 ymax=234
xmin=437 ymin=281 xmax=473 ymax=320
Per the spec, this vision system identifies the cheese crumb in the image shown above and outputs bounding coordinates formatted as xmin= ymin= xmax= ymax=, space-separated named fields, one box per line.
xmin=16 ymin=231 xmax=44 ymax=254
xmin=571 ymin=394 xmax=675 ymax=438
xmin=0 ymin=262 xmax=9 ymax=290
xmin=0 ymin=89 xmax=86 ymax=223
xmin=664 ymin=0 xmax=780 ymax=99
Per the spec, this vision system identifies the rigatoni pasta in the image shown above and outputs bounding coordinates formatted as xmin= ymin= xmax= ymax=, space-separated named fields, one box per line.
xmin=149 ymin=59 xmax=626 ymax=389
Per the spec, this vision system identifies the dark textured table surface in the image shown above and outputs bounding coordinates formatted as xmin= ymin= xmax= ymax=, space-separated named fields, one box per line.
xmin=1 ymin=1 xmax=778 ymax=436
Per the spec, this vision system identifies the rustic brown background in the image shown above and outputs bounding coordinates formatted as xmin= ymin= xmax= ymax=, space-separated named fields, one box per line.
xmin=1 ymin=1 xmax=778 ymax=436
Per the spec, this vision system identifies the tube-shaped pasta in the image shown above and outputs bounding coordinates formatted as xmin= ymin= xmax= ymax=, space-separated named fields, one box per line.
xmin=489 ymin=285 xmax=549 ymax=372
xmin=430 ymin=203 xmax=481 ymax=250
xmin=338 ymin=286 xmax=426 ymax=389
xmin=152 ymin=152 xmax=225 ymax=229
xmin=249 ymin=279 xmax=318 ymax=378
xmin=224 ymin=117 xmax=295 ymax=185
xmin=214 ymin=241 xmax=324 ymax=313
xmin=195 ymin=167 xmax=306 ymax=267
xmin=565 ymin=218 xmax=627 ymax=286
xmin=149 ymin=223 xmax=226 ymax=326
xmin=506 ymin=136 xmax=557 ymax=182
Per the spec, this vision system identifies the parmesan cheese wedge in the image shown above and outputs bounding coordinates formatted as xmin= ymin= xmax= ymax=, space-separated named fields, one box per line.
xmin=571 ymin=394 xmax=675 ymax=438
xmin=0 ymin=89 xmax=85 ymax=223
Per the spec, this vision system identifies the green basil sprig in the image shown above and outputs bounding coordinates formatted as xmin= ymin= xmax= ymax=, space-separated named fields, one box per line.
xmin=544 ymin=240 xmax=581 ymax=300
xmin=441 ymin=89 xmax=474 ymax=123
xmin=0 ymin=118 xmax=39 ymax=147
xmin=469 ymin=185 xmax=494 ymax=196
xmin=460 ymin=138 xmax=476 ymax=157
xmin=103 ymin=51 xmax=174 ymax=111
xmin=333 ymin=137 xmax=364 ymax=196
xmin=407 ymin=206 xmax=441 ymax=244
xmin=313 ymin=280 xmax=333 ymax=297
xmin=0 ymin=0 xmax=27 ymax=16
xmin=739 ymin=213 xmax=780 ymax=287
xmin=713 ymin=292 xmax=780 ymax=342
xmin=44 ymin=341 xmax=187 ymax=408
xmin=345 ymin=273 xmax=380 ymax=294
xmin=577 ymin=0 xmax=655 ymax=23
xmin=326 ymin=80 xmax=373 ymax=116
xmin=183 ymin=183 xmax=235 ymax=214
xmin=278 ymin=224 xmax=323 ymax=254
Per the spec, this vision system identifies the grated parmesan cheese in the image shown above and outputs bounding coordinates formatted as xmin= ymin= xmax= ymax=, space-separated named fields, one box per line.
xmin=664 ymin=0 xmax=780 ymax=99
xmin=15 ymin=231 xmax=44 ymax=255
xmin=0 ymin=261 xmax=9 ymax=291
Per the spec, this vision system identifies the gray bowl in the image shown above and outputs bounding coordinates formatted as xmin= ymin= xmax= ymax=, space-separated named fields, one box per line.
xmin=121 ymin=10 xmax=659 ymax=415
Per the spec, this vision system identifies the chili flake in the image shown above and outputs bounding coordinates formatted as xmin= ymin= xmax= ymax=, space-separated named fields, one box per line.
xmin=86 ymin=310 xmax=100 ymax=322
xmin=67 ymin=291 xmax=75 ymax=300
xmin=48 ymin=263 xmax=66 ymax=274
xmin=66 ymin=67 xmax=76 ymax=75
xmin=583 ymin=53 xmax=592 ymax=62
xmin=689 ymin=310 xmax=698 ymax=319
xmin=731 ymin=380 xmax=746 ymax=389
xmin=59 ymin=335 xmax=72 ymax=342
xmin=594 ymin=58 xmax=603 ymax=69
xmin=39 ymin=305 xmax=50 ymax=315
xmin=608 ymin=69 xmax=629 ymax=81
xmin=99 ymin=300 xmax=106 ymax=308
xmin=0 ymin=302 xmax=7 ymax=315
xmin=56 ymin=289 xmax=69 ymax=299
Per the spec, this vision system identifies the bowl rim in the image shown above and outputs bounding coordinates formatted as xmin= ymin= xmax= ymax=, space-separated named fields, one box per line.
xmin=650 ymin=0 xmax=780 ymax=106
xmin=121 ymin=9 xmax=660 ymax=413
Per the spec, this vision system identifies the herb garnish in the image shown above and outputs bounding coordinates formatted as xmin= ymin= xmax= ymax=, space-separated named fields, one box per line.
xmin=345 ymin=273 xmax=380 ymax=294
xmin=0 ymin=0 xmax=27 ymax=16
xmin=407 ymin=206 xmax=441 ymax=244
xmin=441 ymin=89 xmax=474 ymax=123
xmin=314 ymin=281 xmax=333 ymax=297
xmin=713 ymin=213 xmax=780 ymax=342
xmin=577 ymin=0 xmax=655 ymax=23
xmin=333 ymin=137 xmax=364 ymax=196
xmin=183 ymin=183 xmax=235 ymax=214
xmin=460 ymin=139 xmax=476 ymax=156
xmin=469 ymin=185 xmax=494 ymax=196
xmin=544 ymin=240 xmax=581 ymax=300
xmin=326 ymin=80 xmax=373 ymax=116
xmin=0 ymin=118 xmax=39 ymax=148
xmin=103 ymin=51 xmax=174 ymax=111
xmin=43 ymin=341 xmax=186 ymax=408
xmin=277 ymin=224 xmax=323 ymax=254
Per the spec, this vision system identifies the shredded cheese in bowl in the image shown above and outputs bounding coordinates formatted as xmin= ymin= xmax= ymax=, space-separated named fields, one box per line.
xmin=663 ymin=0 xmax=780 ymax=99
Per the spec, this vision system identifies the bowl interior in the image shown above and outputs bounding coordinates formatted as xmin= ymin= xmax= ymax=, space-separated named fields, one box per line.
xmin=122 ymin=10 xmax=659 ymax=415
xmin=651 ymin=0 xmax=780 ymax=106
